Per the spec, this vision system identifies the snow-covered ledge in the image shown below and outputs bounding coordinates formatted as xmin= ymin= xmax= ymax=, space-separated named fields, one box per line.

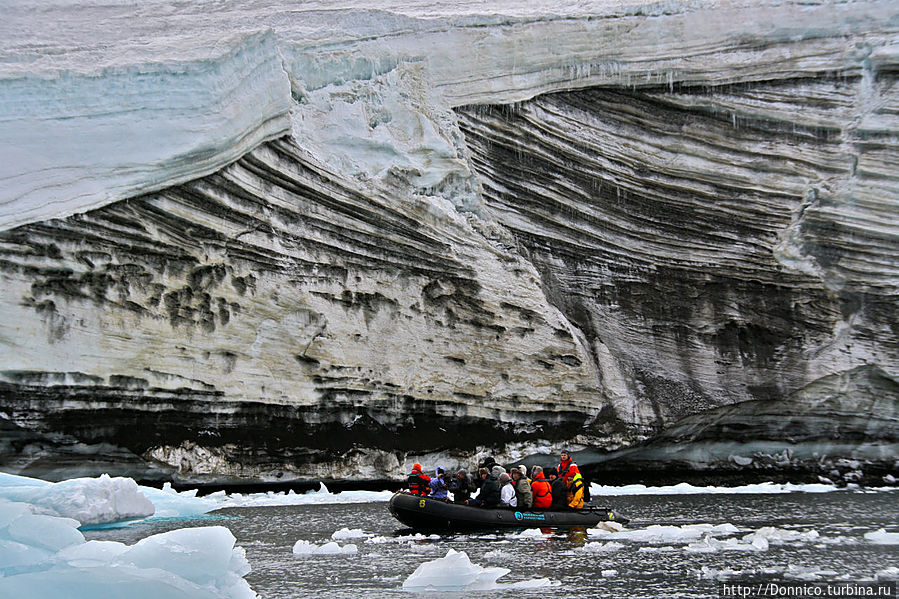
xmin=1 ymin=0 xmax=895 ymax=231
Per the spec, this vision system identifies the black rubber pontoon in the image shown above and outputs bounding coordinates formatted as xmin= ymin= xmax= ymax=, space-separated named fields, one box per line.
xmin=388 ymin=492 xmax=628 ymax=531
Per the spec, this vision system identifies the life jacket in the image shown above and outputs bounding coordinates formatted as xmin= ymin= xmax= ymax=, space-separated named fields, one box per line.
xmin=567 ymin=472 xmax=585 ymax=509
xmin=531 ymin=473 xmax=553 ymax=509
xmin=558 ymin=458 xmax=577 ymax=480
xmin=407 ymin=469 xmax=431 ymax=496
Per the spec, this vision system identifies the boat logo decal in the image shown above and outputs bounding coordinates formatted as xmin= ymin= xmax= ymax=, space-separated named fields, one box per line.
xmin=419 ymin=499 xmax=426 ymax=508
xmin=609 ymin=512 xmax=614 ymax=520
xmin=514 ymin=511 xmax=547 ymax=521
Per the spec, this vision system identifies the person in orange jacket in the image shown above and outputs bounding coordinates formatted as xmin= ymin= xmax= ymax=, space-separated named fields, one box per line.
xmin=407 ymin=463 xmax=431 ymax=496
xmin=530 ymin=466 xmax=553 ymax=509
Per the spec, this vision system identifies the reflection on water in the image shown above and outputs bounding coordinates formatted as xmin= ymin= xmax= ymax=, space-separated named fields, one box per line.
xmin=85 ymin=491 xmax=899 ymax=599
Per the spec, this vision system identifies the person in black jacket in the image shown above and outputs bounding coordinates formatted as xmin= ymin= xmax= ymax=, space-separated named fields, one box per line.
xmin=466 ymin=468 xmax=501 ymax=507
xmin=547 ymin=468 xmax=569 ymax=510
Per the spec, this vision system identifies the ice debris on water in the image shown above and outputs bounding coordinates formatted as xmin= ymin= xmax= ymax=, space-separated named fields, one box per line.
xmin=508 ymin=528 xmax=550 ymax=539
xmin=402 ymin=549 xmax=555 ymax=592
xmin=589 ymin=523 xmax=837 ymax=553
xmin=331 ymin=527 xmax=370 ymax=540
xmin=0 ymin=499 xmax=256 ymax=599
xmin=579 ymin=541 xmax=625 ymax=553
xmin=863 ymin=528 xmax=899 ymax=545
xmin=292 ymin=539 xmax=358 ymax=556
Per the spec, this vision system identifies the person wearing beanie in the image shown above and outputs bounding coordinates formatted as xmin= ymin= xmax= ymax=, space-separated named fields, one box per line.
xmin=530 ymin=466 xmax=553 ymax=509
xmin=407 ymin=462 xmax=431 ymax=496
xmin=511 ymin=467 xmax=533 ymax=508
xmin=498 ymin=472 xmax=517 ymax=507
xmin=449 ymin=469 xmax=474 ymax=504
xmin=466 ymin=467 xmax=501 ymax=508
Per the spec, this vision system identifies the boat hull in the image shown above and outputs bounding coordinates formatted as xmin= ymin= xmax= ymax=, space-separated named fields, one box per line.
xmin=388 ymin=492 xmax=627 ymax=531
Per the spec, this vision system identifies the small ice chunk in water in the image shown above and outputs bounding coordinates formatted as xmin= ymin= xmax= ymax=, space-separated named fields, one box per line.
xmin=594 ymin=520 xmax=625 ymax=533
xmin=602 ymin=569 xmax=618 ymax=577
xmin=509 ymin=528 xmax=549 ymax=539
xmin=402 ymin=549 xmax=552 ymax=591
xmin=293 ymin=539 xmax=358 ymax=555
xmin=331 ymin=527 xmax=368 ymax=539
xmin=864 ymin=529 xmax=899 ymax=544
xmin=579 ymin=541 xmax=625 ymax=553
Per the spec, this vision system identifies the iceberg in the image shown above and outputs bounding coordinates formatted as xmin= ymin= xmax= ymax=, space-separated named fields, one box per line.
xmin=401 ymin=548 xmax=553 ymax=592
xmin=0 ymin=472 xmax=154 ymax=526
xmin=0 ymin=500 xmax=257 ymax=599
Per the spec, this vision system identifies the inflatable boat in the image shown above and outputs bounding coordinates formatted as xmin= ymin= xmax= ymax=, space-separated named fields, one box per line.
xmin=388 ymin=492 xmax=628 ymax=531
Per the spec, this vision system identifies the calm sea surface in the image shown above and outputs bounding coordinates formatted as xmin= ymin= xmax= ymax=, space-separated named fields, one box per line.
xmin=85 ymin=491 xmax=899 ymax=598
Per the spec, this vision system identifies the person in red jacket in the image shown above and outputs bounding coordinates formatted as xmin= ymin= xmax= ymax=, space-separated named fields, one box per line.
xmin=557 ymin=450 xmax=578 ymax=481
xmin=407 ymin=463 xmax=431 ymax=496
xmin=530 ymin=465 xmax=553 ymax=509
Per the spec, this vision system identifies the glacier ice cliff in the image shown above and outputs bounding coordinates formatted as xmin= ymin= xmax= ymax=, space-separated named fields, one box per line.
xmin=0 ymin=0 xmax=897 ymax=484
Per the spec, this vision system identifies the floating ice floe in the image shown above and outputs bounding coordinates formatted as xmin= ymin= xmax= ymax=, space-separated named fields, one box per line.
xmin=213 ymin=483 xmax=394 ymax=509
xmin=589 ymin=523 xmax=838 ymax=553
xmin=508 ymin=528 xmax=550 ymax=539
xmin=331 ymin=527 xmax=370 ymax=540
xmin=402 ymin=549 xmax=555 ymax=592
xmin=0 ymin=472 xmax=155 ymax=526
xmin=579 ymin=541 xmax=625 ymax=553
xmin=0 ymin=500 xmax=256 ymax=599
xmin=590 ymin=481 xmax=848 ymax=496
xmin=864 ymin=528 xmax=899 ymax=545
xmin=588 ymin=523 xmax=740 ymax=543
xmin=366 ymin=532 xmax=441 ymax=545
xmin=292 ymin=539 xmax=358 ymax=556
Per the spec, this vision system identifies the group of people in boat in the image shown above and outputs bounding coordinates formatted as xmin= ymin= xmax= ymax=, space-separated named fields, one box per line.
xmin=406 ymin=450 xmax=587 ymax=510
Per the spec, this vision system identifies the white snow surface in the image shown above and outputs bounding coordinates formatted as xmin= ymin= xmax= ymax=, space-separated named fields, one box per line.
xmin=402 ymin=548 xmax=554 ymax=591
xmin=1 ymin=0 xmax=893 ymax=230
xmin=0 ymin=499 xmax=256 ymax=599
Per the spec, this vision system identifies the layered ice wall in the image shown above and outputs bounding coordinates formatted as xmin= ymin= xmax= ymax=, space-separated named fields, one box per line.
xmin=0 ymin=0 xmax=897 ymax=483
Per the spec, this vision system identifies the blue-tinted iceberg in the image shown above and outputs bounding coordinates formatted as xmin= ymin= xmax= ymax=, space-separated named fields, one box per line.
xmin=0 ymin=472 xmax=154 ymax=525
xmin=0 ymin=499 xmax=257 ymax=599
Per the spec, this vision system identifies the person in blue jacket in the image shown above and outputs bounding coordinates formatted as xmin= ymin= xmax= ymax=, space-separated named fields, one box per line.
xmin=429 ymin=466 xmax=449 ymax=500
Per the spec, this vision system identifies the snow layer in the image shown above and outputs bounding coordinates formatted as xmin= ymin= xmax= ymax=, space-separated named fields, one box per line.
xmin=1 ymin=0 xmax=895 ymax=230
xmin=0 ymin=500 xmax=256 ymax=599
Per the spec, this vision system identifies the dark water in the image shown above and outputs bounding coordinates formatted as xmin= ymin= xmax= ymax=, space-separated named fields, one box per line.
xmin=85 ymin=492 xmax=898 ymax=598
